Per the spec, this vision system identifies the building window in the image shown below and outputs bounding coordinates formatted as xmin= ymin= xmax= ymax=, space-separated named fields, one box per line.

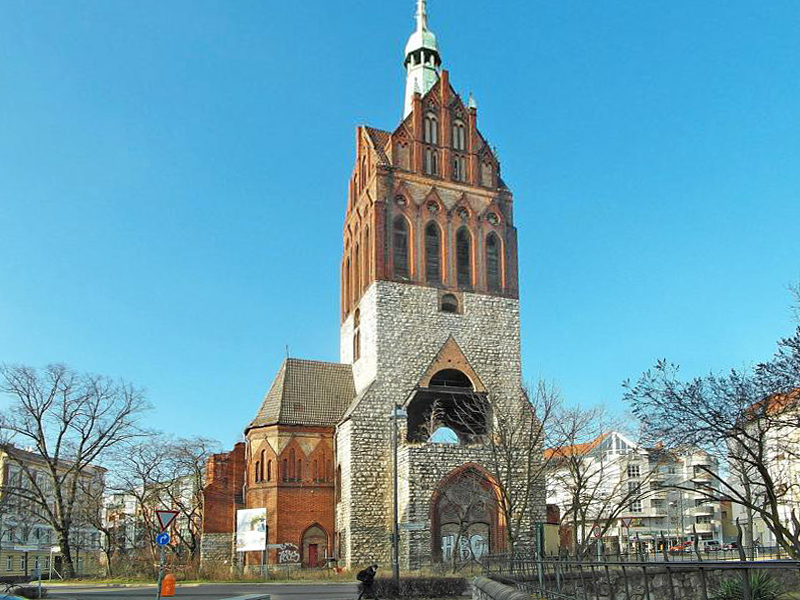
xmin=260 ymin=450 xmax=265 ymax=482
xmin=486 ymin=233 xmax=501 ymax=292
xmin=424 ymin=114 xmax=438 ymax=144
xmin=6 ymin=556 xmax=11 ymax=571
xmin=353 ymin=308 xmax=361 ymax=362
xmin=20 ymin=555 xmax=26 ymax=572
xmin=281 ymin=459 xmax=288 ymax=482
xmin=627 ymin=464 xmax=641 ymax=478
xmin=452 ymin=120 xmax=466 ymax=151
xmin=629 ymin=499 xmax=642 ymax=513
xmin=254 ymin=461 xmax=261 ymax=483
xmin=267 ymin=460 xmax=272 ymax=482
xmin=44 ymin=557 xmax=49 ymax=570
xmin=425 ymin=148 xmax=439 ymax=175
xmin=696 ymin=515 xmax=712 ymax=524
xmin=453 ymin=155 xmax=467 ymax=182
xmin=392 ymin=216 xmax=410 ymax=279
xmin=425 ymin=222 xmax=441 ymax=284
xmin=456 ymin=228 xmax=472 ymax=289
xmin=336 ymin=465 xmax=342 ymax=502
xmin=440 ymin=294 xmax=459 ymax=314
xmin=297 ymin=460 xmax=303 ymax=481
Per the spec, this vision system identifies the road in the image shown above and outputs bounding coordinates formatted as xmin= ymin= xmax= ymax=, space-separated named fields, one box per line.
xmin=44 ymin=582 xmax=359 ymax=600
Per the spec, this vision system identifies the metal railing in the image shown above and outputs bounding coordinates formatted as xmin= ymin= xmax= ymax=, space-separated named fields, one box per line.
xmin=481 ymin=550 xmax=800 ymax=600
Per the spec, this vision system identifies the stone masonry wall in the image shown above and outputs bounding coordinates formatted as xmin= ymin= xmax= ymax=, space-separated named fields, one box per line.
xmin=337 ymin=280 xmax=545 ymax=569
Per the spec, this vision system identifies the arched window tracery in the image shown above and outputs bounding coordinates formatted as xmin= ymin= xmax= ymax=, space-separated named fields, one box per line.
xmin=456 ymin=228 xmax=472 ymax=289
xmin=392 ymin=216 xmax=410 ymax=280
xmin=486 ymin=233 xmax=501 ymax=292
xmin=425 ymin=222 xmax=441 ymax=284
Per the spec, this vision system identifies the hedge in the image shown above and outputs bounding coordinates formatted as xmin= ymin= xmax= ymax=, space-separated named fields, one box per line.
xmin=371 ymin=576 xmax=467 ymax=598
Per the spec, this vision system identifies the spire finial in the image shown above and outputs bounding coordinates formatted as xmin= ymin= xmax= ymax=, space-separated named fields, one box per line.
xmin=416 ymin=0 xmax=428 ymax=32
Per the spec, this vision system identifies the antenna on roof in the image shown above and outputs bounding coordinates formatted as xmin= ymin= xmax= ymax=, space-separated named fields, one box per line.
xmin=285 ymin=345 xmax=290 ymax=359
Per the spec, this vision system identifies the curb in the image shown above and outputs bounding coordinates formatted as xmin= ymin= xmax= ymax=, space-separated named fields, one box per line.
xmin=220 ymin=595 xmax=271 ymax=600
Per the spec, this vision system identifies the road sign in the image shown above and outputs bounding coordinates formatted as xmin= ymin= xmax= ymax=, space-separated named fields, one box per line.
xmin=620 ymin=518 xmax=633 ymax=528
xmin=156 ymin=532 xmax=170 ymax=546
xmin=156 ymin=509 xmax=179 ymax=531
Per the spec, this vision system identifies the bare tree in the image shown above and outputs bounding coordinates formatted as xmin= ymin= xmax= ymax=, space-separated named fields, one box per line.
xmin=624 ymin=353 xmax=800 ymax=556
xmin=107 ymin=434 xmax=218 ymax=570
xmin=0 ymin=364 xmax=149 ymax=578
xmin=546 ymin=409 xmax=664 ymax=556
xmin=420 ymin=380 xmax=562 ymax=553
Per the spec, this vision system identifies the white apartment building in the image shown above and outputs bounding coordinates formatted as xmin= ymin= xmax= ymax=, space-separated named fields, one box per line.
xmin=546 ymin=431 xmax=726 ymax=552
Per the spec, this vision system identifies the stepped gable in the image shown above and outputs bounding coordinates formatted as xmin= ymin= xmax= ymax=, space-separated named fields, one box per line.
xmin=364 ymin=126 xmax=391 ymax=165
xmin=248 ymin=358 xmax=355 ymax=429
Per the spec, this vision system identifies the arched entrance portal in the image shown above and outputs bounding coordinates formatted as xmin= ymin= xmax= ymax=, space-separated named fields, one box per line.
xmin=431 ymin=465 xmax=504 ymax=564
xmin=301 ymin=524 xmax=327 ymax=568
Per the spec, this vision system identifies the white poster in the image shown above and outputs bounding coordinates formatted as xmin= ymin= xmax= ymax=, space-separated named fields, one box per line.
xmin=236 ymin=508 xmax=267 ymax=552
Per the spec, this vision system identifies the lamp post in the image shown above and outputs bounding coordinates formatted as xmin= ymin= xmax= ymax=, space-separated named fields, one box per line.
xmin=388 ymin=404 xmax=408 ymax=590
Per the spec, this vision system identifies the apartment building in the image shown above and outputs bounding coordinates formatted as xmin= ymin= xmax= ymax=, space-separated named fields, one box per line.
xmin=0 ymin=445 xmax=104 ymax=580
xmin=546 ymin=431 xmax=726 ymax=552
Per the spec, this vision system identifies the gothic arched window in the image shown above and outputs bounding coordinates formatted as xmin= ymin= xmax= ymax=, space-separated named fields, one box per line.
xmin=452 ymin=120 xmax=466 ymax=151
xmin=393 ymin=216 xmax=410 ymax=280
xmin=424 ymin=114 xmax=438 ymax=144
xmin=425 ymin=222 xmax=441 ymax=284
xmin=259 ymin=450 xmax=265 ymax=482
xmin=456 ymin=228 xmax=472 ymax=289
xmin=267 ymin=460 xmax=272 ymax=482
xmin=254 ymin=461 xmax=261 ymax=483
xmin=364 ymin=225 xmax=370 ymax=289
xmin=354 ymin=243 xmax=361 ymax=299
xmin=353 ymin=308 xmax=361 ymax=362
xmin=486 ymin=233 xmax=501 ymax=292
xmin=453 ymin=155 xmax=466 ymax=182
xmin=425 ymin=148 xmax=439 ymax=176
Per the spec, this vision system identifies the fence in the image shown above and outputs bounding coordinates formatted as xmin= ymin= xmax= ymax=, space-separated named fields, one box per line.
xmin=481 ymin=551 xmax=800 ymax=600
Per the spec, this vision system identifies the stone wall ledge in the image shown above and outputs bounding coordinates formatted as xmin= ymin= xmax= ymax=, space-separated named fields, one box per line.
xmin=472 ymin=576 xmax=529 ymax=600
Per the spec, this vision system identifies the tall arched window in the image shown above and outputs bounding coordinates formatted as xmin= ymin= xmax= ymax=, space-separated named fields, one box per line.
xmin=267 ymin=460 xmax=272 ymax=482
xmin=453 ymin=156 xmax=466 ymax=182
xmin=289 ymin=449 xmax=296 ymax=480
xmin=354 ymin=243 xmax=361 ymax=299
xmin=297 ymin=460 xmax=303 ymax=481
xmin=254 ymin=460 xmax=261 ymax=483
xmin=425 ymin=222 xmax=441 ymax=284
xmin=353 ymin=308 xmax=361 ymax=362
xmin=424 ymin=114 xmax=438 ymax=144
xmin=425 ymin=148 xmax=439 ymax=175
xmin=486 ymin=233 xmax=501 ymax=292
xmin=393 ymin=216 xmax=410 ymax=279
xmin=260 ymin=450 xmax=265 ymax=482
xmin=281 ymin=459 xmax=288 ymax=482
xmin=452 ymin=120 xmax=466 ymax=151
xmin=364 ymin=225 xmax=370 ymax=290
xmin=344 ymin=257 xmax=351 ymax=312
xmin=456 ymin=228 xmax=472 ymax=289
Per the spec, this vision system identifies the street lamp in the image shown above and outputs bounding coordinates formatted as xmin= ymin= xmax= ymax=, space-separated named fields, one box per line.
xmin=388 ymin=404 xmax=408 ymax=590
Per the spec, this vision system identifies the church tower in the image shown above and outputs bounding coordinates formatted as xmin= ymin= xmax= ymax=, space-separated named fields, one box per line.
xmin=200 ymin=0 xmax=542 ymax=574
xmin=336 ymin=0 xmax=536 ymax=569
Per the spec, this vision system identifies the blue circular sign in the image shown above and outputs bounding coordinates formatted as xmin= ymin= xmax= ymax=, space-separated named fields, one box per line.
xmin=156 ymin=532 xmax=170 ymax=546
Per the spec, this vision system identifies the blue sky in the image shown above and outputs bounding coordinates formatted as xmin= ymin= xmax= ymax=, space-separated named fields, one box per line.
xmin=1 ymin=1 xmax=798 ymax=448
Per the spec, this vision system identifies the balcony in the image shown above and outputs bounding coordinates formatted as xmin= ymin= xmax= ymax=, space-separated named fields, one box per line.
xmin=693 ymin=523 xmax=718 ymax=533
xmin=689 ymin=504 xmax=715 ymax=517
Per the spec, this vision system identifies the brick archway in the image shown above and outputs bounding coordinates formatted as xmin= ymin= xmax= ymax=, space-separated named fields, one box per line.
xmin=429 ymin=463 xmax=505 ymax=563
xmin=300 ymin=523 xmax=328 ymax=568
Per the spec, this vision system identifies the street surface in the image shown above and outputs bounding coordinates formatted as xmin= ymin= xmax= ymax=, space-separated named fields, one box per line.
xmin=45 ymin=582 xmax=359 ymax=600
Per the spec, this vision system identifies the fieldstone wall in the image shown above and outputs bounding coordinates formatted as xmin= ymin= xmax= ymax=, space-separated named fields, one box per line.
xmin=336 ymin=280 xmax=545 ymax=569
xmin=200 ymin=533 xmax=234 ymax=568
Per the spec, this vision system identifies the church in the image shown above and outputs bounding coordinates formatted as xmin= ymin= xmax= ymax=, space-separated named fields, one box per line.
xmin=200 ymin=0 xmax=544 ymax=570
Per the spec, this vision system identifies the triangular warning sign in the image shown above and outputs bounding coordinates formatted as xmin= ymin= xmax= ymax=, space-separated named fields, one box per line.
xmin=156 ymin=509 xmax=179 ymax=531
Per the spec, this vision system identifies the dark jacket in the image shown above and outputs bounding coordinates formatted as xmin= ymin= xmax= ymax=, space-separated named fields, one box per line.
xmin=357 ymin=566 xmax=376 ymax=585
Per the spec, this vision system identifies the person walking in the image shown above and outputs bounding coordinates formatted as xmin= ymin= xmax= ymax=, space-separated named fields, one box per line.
xmin=356 ymin=563 xmax=379 ymax=600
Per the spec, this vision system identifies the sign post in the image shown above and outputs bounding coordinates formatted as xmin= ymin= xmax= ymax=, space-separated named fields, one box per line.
xmin=154 ymin=510 xmax=179 ymax=600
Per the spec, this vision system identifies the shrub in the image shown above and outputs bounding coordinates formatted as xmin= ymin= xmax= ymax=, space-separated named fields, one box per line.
xmin=709 ymin=571 xmax=783 ymax=600
xmin=10 ymin=586 xmax=48 ymax=599
xmin=372 ymin=576 xmax=467 ymax=598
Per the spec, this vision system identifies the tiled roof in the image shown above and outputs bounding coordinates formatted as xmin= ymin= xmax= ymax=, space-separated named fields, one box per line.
xmin=365 ymin=126 xmax=391 ymax=165
xmin=248 ymin=358 xmax=355 ymax=429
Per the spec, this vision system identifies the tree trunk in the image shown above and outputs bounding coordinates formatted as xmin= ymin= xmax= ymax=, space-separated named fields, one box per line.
xmin=58 ymin=530 xmax=75 ymax=579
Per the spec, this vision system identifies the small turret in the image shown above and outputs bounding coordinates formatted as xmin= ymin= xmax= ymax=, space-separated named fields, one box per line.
xmin=403 ymin=0 xmax=441 ymax=118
